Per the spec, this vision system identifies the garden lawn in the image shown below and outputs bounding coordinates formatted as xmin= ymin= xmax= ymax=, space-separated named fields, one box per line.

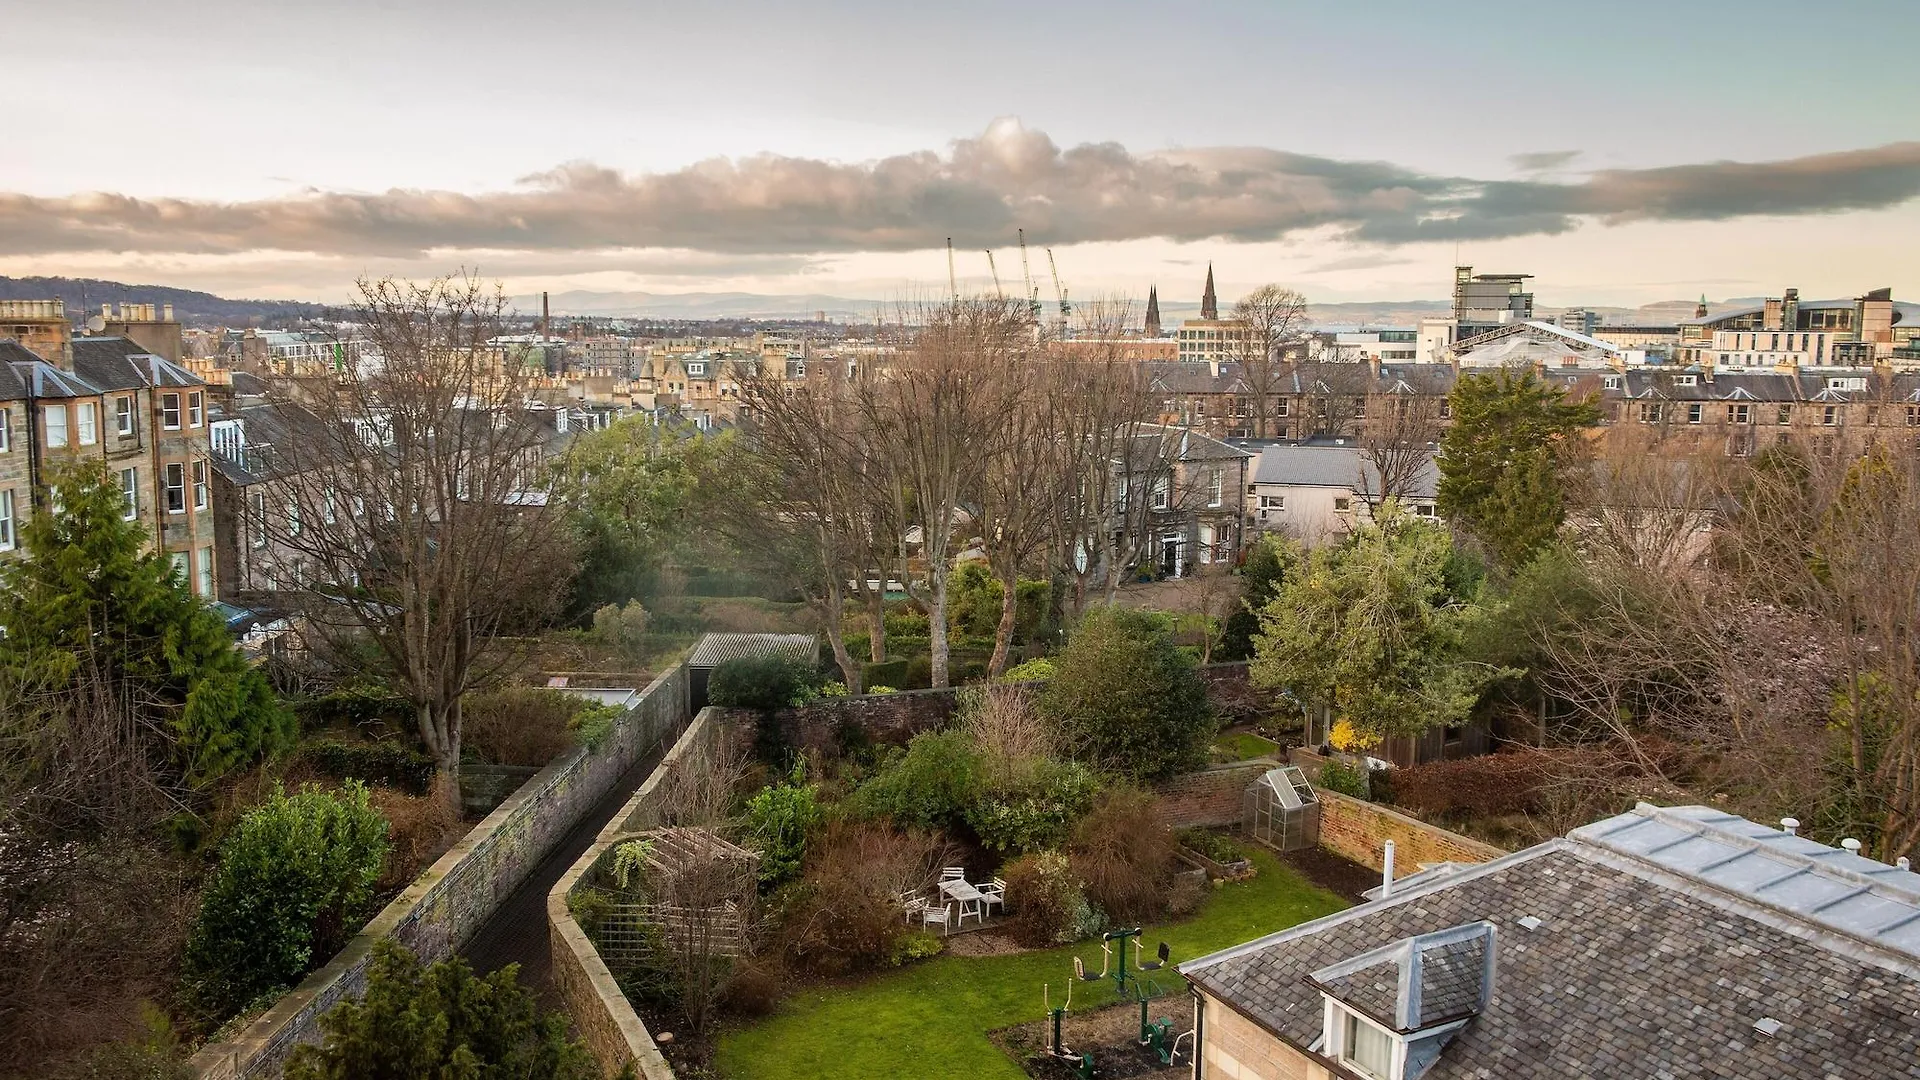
xmin=1214 ymin=731 xmax=1282 ymax=761
xmin=713 ymin=848 xmax=1346 ymax=1080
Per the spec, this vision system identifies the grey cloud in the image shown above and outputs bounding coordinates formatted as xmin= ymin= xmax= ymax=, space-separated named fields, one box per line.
xmin=4 ymin=121 xmax=1918 ymax=258
xmin=1510 ymin=149 xmax=1582 ymax=171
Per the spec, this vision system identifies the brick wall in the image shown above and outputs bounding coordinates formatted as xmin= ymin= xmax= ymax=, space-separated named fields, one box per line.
xmin=1156 ymin=761 xmax=1273 ymax=828
xmin=1312 ymin=788 xmax=1506 ymax=872
xmin=191 ymin=665 xmax=691 ymax=1080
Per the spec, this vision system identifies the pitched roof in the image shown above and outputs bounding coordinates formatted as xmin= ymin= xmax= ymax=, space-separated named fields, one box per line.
xmin=1181 ymin=804 xmax=1920 ymax=1079
xmin=0 ymin=342 xmax=35 ymax=400
xmin=1250 ymin=444 xmax=1438 ymax=500
xmin=71 ymin=336 xmax=203 ymax=391
xmin=686 ymin=633 xmax=818 ymax=670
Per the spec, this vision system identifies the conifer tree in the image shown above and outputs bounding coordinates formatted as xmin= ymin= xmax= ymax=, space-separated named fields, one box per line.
xmin=1436 ymin=368 xmax=1600 ymax=569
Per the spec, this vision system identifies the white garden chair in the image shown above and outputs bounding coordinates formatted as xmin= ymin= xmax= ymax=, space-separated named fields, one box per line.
xmin=921 ymin=900 xmax=954 ymax=935
xmin=901 ymin=891 xmax=929 ymax=925
xmin=979 ymin=877 xmax=1007 ymax=918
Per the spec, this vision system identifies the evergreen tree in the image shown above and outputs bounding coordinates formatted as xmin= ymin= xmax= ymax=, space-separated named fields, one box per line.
xmin=0 ymin=461 xmax=291 ymax=786
xmin=1436 ymin=369 xmax=1601 ymax=569
xmin=1037 ymin=607 xmax=1212 ymax=780
xmin=1217 ymin=532 xmax=1296 ymax=661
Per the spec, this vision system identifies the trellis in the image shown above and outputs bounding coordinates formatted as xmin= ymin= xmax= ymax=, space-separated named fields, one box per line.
xmin=594 ymin=826 xmax=760 ymax=970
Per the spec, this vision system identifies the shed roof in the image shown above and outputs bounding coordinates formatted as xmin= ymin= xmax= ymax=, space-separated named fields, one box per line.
xmin=686 ymin=633 xmax=818 ymax=670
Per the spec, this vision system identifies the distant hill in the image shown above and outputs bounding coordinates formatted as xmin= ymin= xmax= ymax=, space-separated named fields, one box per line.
xmin=0 ymin=276 xmax=330 ymax=327
xmin=513 ymin=289 xmax=891 ymax=321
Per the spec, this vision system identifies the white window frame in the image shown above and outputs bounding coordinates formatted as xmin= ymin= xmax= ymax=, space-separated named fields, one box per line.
xmin=188 ymin=391 xmax=204 ymax=428
xmin=1150 ymin=477 xmax=1171 ymax=510
xmin=0 ymin=489 xmax=13 ymax=551
xmin=323 ymin=488 xmax=338 ymax=525
xmin=77 ymin=401 xmax=98 ymax=445
xmin=116 ymin=395 xmax=134 ymax=436
xmin=249 ymin=492 xmax=268 ymax=547
xmin=1324 ymin=1001 xmax=1402 ymax=1080
xmin=45 ymin=404 xmax=68 ymax=448
xmin=196 ymin=546 xmax=214 ymax=597
xmin=169 ymin=551 xmax=190 ymax=586
xmin=1207 ymin=469 xmax=1224 ymax=508
xmin=120 ymin=467 xmax=139 ymax=521
xmin=287 ymin=502 xmax=301 ymax=537
xmin=164 ymin=463 xmax=187 ymax=514
xmin=1334 ymin=496 xmax=1353 ymax=513
xmin=192 ymin=460 xmax=209 ymax=511
xmin=161 ymin=392 xmax=182 ymax=431
xmin=1259 ymin=495 xmax=1286 ymax=510
xmin=0 ymin=406 xmax=10 ymax=452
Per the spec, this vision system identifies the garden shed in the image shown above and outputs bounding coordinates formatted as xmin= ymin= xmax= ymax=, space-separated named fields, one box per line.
xmin=686 ymin=632 xmax=819 ymax=709
xmin=1242 ymin=765 xmax=1320 ymax=852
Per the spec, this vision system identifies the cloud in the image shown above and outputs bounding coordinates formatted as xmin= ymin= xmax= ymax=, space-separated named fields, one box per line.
xmin=4 ymin=120 xmax=1918 ymax=259
xmin=1510 ymin=150 xmax=1582 ymax=172
xmin=1306 ymin=253 xmax=1417 ymax=273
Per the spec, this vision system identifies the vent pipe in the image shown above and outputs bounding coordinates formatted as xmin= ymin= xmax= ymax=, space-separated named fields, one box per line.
xmin=1780 ymin=817 xmax=1799 ymax=836
xmin=1899 ymin=857 xmax=1912 ymax=872
xmin=1381 ymin=841 xmax=1396 ymax=899
xmin=1841 ymin=838 xmax=1862 ymax=855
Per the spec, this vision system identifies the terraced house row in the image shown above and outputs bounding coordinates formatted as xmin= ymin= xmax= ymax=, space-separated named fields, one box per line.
xmin=0 ymin=300 xmax=216 ymax=591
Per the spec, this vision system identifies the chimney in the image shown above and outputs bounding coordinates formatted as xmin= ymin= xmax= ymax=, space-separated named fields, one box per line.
xmin=1781 ymin=288 xmax=1798 ymax=333
xmin=1381 ymin=840 xmax=1396 ymax=899
xmin=541 ymin=291 xmax=550 ymax=339
xmin=162 ymin=303 xmax=174 ymax=322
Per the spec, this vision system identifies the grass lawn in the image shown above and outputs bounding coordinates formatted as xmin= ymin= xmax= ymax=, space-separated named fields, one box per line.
xmin=1214 ymin=730 xmax=1283 ymax=761
xmin=713 ymin=848 xmax=1346 ymax=1079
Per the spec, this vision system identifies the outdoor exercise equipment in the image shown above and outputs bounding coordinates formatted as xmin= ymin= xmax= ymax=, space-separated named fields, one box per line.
xmin=1134 ymin=939 xmax=1170 ymax=973
xmin=1042 ymin=982 xmax=1097 ymax=1079
xmin=1136 ymin=990 xmax=1177 ymax=1065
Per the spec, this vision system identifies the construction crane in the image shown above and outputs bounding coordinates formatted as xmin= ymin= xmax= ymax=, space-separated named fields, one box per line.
xmin=1017 ymin=229 xmax=1042 ymax=323
xmin=985 ymin=250 xmax=1004 ymax=299
xmin=946 ymin=237 xmax=957 ymax=303
xmin=1046 ymin=247 xmax=1071 ymax=337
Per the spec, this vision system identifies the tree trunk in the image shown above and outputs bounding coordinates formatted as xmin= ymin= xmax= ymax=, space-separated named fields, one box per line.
xmin=821 ymin=584 xmax=863 ymax=693
xmin=988 ymin=568 xmax=1020 ymax=677
xmin=420 ymin=699 xmax=462 ymax=812
xmin=866 ymin=590 xmax=887 ymax=663
xmin=929 ymin=564 xmax=951 ymax=688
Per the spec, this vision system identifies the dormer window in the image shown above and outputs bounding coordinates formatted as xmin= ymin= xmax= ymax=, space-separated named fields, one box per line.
xmin=1310 ymin=921 xmax=1497 ymax=1080
xmin=1335 ymin=1007 xmax=1396 ymax=1079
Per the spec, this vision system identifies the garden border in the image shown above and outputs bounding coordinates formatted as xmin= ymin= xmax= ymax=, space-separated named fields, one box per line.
xmin=191 ymin=664 xmax=691 ymax=1080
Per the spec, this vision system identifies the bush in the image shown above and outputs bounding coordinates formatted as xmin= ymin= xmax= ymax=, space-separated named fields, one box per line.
xmin=777 ymin=820 xmax=950 ymax=975
xmin=1001 ymin=850 xmax=1091 ymax=947
xmin=709 ymin=654 xmax=819 ymax=712
xmin=883 ymin=608 xmax=931 ymax=638
xmin=1038 ymin=607 xmax=1214 ymax=780
xmin=1068 ymin=789 xmax=1177 ymax=924
xmin=1317 ymin=759 xmax=1369 ymax=799
xmin=296 ymin=683 xmax=412 ymax=733
xmin=462 ymin=687 xmax=584 ymax=767
xmin=998 ymin=656 xmax=1056 ymax=683
xmin=300 ymin=739 xmax=435 ymax=795
xmin=849 ymin=730 xmax=981 ymax=830
xmin=566 ymin=703 xmax=622 ymax=751
xmin=1392 ymin=753 xmax=1548 ymax=818
xmin=366 ymin=786 xmax=463 ymax=894
xmin=591 ymin=600 xmax=649 ymax=662
xmin=283 ymin=941 xmax=602 ymax=1080
xmin=885 ymin=929 xmax=945 ymax=967
xmin=861 ymin=658 xmax=910 ymax=690
xmin=964 ymin=759 xmax=1101 ymax=854
xmin=744 ymin=769 xmax=823 ymax=888
xmin=182 ymin=783 xmax=390 ymax=1025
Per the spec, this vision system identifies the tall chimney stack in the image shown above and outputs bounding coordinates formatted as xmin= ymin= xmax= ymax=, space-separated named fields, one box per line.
xmin=541 ymin=292 xmax=550 ymax=339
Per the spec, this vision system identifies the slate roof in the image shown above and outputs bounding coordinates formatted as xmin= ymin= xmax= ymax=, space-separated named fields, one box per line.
xmin=1250 ymin=444 xmax=1439 ymax=500
xmin=71 ymin=336 xmax=203 ymax=390
xmin=0 ymin=342 xmax=35 ymax=400
xmin=1181 ymin=804 xmax=1920 ymax=1079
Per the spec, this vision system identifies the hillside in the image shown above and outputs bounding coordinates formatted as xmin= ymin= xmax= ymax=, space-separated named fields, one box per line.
xmin=0 ymin=276 xmax=330 ymax=327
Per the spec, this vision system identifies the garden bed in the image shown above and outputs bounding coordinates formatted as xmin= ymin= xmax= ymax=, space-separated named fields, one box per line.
xmin=1277 ymin=845 xmax=1379 ymax=906
xmin=991 ymin=1002 xmax=1186 ymax=1079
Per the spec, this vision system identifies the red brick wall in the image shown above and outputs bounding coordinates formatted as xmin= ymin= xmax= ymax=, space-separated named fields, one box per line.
xmin=1313 ymin=789 xmax=1506 ymax=871
xmin=1156 ymin=762 xmax=1271 ymax=828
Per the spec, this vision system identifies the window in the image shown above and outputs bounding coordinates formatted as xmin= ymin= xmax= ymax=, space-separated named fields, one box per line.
xmin=164 ymin=463 xmax=186 ymax=514
xmin=351 ymin=494 xmax=366 ymax=519
xmin=161 ymin=393 xmax=181 ymax=430
xmin=1150 ymin=478 xmax=1170 ymax=510
xmin=1415 ymin=504 xmax=1437 ymax=517
xmin=0 ymin=406 xmax=9 ymax=452
xmin=45 ymin=404 xmax=67 ymax=448
xmin=120 ymin=467 xmax=139 ymax=520
xmin=1334 ymin=496 xmax=1353 ymax=513
xmin=0 ymin=490 xmax=12 ymax=552
xmin=323 ymin=488 xmax=338 ymax=525
xmin=1341 ymin=1011 xmax=1395 ymax=1080
xmin=1867 ymin=406 xmax=1880 ymax=426
xmin=1908 ymin=405 xmax=1920 ymax=428
xmin=249 ymin=492 xmax=267 ymax=547
xmin=1207 ymin=469 xmax=1224 ymax=508
xmin=1823 ymin=405 xmax=1840 ymax=427
xmin=1777 ymin=405 xmax=1792 ymax=425
xmin=116 ymin=395 xmax=134 ymax=436
xmin=1438 ymin=398 xmax=1451 ymax=419
xmin=1687 ymin=403 xmax=1703 ymax=424
xmin=1639 ymin=402 xmax=1663 ymax=423
xmin=1728 ymin=403 xmax=1751 ymax=424
xmin=287 ymin=502 xmax=301 ymax=537
xmin=77 ymin=402 xmax=97 ymax=445
xmin=188 ymin=392 xmax=204 ymax=427
xmin=1274 ymin=400 xmax=1290 ymax=418
xmin=196 ymin=547 xmax=214 ymax=597
xmin=192 ymin=460 xmax=209 ymax=510
xmin=1674 ymin=374 xmax=1697 ymax=387
xmin=169 ymin=551 xmax=189 ymax=585
xmin=1259 ymin=495 xmax=1286 ymax=510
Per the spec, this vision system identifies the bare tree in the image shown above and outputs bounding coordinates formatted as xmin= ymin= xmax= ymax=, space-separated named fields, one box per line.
xmin=273 ymin=275 xmax=574 ymax=799
xmin=1289 ymin=340 xmax=1371 ymax=439
xmin=1361 ymin=368 xmax=1447 ymax=505
xmin=1230 ymin=284 xmax=1312 ymax=438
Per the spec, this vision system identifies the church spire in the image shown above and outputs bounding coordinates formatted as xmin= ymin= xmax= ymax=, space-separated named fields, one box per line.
xmin=1694 ymin=293 xmax=1709 ymax=319
xmin=1144 ymin=286 xmax=1161 ymax=337
xmin=1201 ymin=264 xmax=1218 ymax=320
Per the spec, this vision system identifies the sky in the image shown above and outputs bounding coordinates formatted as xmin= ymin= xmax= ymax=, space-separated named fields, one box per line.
xmin=4 ymin=0 xmax=1917 ymax=311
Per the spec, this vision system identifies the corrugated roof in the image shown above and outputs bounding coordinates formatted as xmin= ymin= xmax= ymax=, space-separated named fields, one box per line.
xmin=686 ymin=632 xmax=818 ymax=670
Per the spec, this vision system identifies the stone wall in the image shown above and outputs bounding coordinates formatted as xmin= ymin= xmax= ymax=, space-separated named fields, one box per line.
xmin=1312 ymin=788 xmax=1507 ymax=872
xmin=1156 ymin=760 xmax=1274 ymax=828
xmin=191 ymin=665 xmax=691 ymax=1080
xmin=1198 ymin=991 xmax=1330 ymax=1080
xmin=549 ymin=707 xmax=744 ymax=1080
xmin=772 ymin=686 xmax=958 ymax=757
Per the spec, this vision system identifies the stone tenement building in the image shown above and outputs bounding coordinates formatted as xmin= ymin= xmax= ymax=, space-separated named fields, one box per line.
xmin=0 ymin=300 xmax=218 ymax=593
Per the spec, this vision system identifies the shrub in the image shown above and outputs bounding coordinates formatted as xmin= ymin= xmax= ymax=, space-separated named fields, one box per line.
xmin=849 ymin=730 xmax=981 ymax=830
xmin=367 ymin=785 xmax=463 ymax=893
xmin=885 ymin=929 xmax=945 ymax=967
xmin=999 ymin=656 xmax=1056 ymax=683
xmin=462 ymin=687 xmax=583 ymax=767
xmin=566 ymin=702 xmax=622 ymax=751
xmin=964 ymin=759 xmax=1101 ymax=854
xmin=1039 ymin=607 xmax=1214 ymax=781
xmin=709 ymin=654 xmax=819 ymax=712
xmin=1175 ymin=828 xmax=1246 ymax=865
xmin=283 ymin=941 xmax=602 ymax=1080
xmin=182 ymin=783 xmax=390 ymax=1025
xmin=296 ymin=683 xmax=412 ymax=732
xmin=1001 ymin=850 xmax=1088 ymax=947
xmin=299 ymin=739 xmax=435 ymax=795
xmin=1068 ymin=789 xmax=1177 ymax=924
xmin=862 ymin=658 xmax=910 ymax=690
xmin=721 ymin=956 xmax=785 ymax=1017
xmin=591 ymin=600 xmax=649 ymax=662
xmin=778 ymin=820 xmax=950 ymax=975
xmin=1317 ymin=759 xmax=1369 ymax=799
xmin=882 ymin=608 xmax=931 ymax=638
xmin=1392 ymin=753 xmax=1548 ymax=818
xmin=744 ymin=769 xmax=823 ymax=888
